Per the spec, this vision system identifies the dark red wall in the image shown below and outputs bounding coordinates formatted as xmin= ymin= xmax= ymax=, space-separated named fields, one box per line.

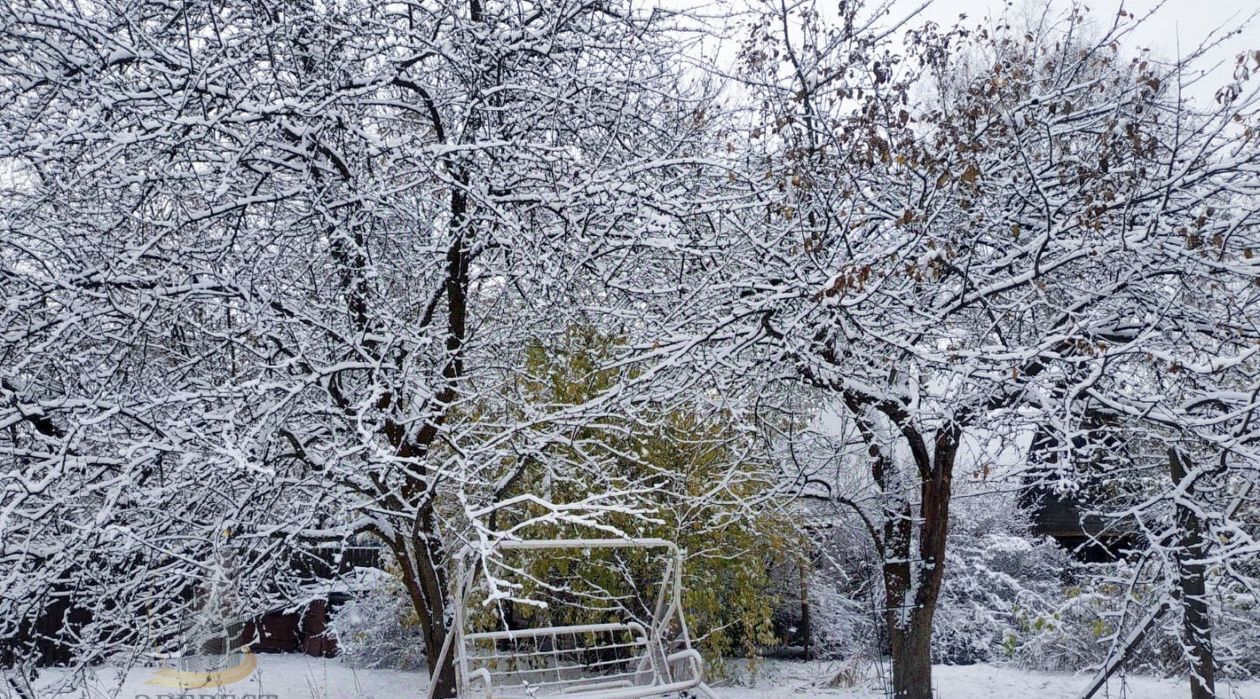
xmin=242 ymin=599 xmax=336 ymax=658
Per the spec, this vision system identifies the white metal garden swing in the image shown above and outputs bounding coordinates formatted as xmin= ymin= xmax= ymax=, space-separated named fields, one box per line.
xmin=426 ymin=538 xmax=720 ymax=699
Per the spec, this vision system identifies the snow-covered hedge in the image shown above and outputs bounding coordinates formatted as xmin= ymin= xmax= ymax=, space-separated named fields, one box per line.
xmin=327 ymin=571 xmax=426 ymax=671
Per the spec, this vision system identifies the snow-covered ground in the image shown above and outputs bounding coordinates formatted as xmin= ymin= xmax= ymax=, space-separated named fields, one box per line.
xmin=18 ymin=655 xmax=1260 ymax=699
xmin=722 ymin=659 xmax=1260 ymax=698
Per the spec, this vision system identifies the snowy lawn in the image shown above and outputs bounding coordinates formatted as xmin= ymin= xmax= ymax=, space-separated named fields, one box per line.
xmin=20 ymin=655 xmax=1260 ymax=699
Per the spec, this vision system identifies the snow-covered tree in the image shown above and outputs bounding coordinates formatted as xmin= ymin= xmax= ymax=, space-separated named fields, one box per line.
xmin=696 ymin=2 xmax=1260 ymax=696
xmin=0 ymin=1 xmax=726 ymax=695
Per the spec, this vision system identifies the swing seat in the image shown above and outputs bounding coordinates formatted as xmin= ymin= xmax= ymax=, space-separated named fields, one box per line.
xmin=462 ymin=622 xmax=706 ymax=698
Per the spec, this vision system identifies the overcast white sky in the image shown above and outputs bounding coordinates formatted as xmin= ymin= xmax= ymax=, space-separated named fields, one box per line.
xmin=667 ymin=0 xmax=1258 ymax=105
xmin=889 ymin=0 xmax=1258 ymax=103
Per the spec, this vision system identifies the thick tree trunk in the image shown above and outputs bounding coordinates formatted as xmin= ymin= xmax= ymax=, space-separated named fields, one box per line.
xmin=840 ymin=391 xmax=958 ymax=699
xmin=1168 ymin=450 xmax=1216 ymax=699
xmin=889 ymin=610 xmax=934 ymax=699
xmin=423 ymin=625 xmax=458 ymax=699
xmin=1178 ymin=540 xmax=1215 ymax=699
xmin=395 ymin=533 xmax=458 ymax=698
xmin=883 ymin=520 xmax=945 ymax=699
xmin=883 ymin=425 xmax=957 ymax=699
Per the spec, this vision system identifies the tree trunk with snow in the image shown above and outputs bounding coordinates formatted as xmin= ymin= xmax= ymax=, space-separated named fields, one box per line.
xmin=1168 ymin=450 xmax=1216 ymax=699
xmin=845 ymin=391 xmax=959 ymax=699
xmin=888 ymin=608 xmax=935 ymax=699
xmin=887 ymin=432 xmax=955 ymax=699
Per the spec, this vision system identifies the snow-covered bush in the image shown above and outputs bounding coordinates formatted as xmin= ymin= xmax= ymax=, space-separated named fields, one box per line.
xmin=924 ymin=475 xmax=1072 ymax=665
xmin=806 ymin=573 xmax=878 ymax=660
xmin=787 ymin=499 xmax=885 ymax=662
xmin=1007 ymin=580 xmax=1119 ymax=672
xmin=1218 ymin=586 xmax=1260 ymax=678
xmin=327 ymin=571 xmax=425 ymax=671
xmin=935 ymin=532 xmax=1075 ymax=664
xmin=798 ymin=475 xmax=1082 ymax=666
xmin=1008 ymin=566 xmax=1260 ymax=680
